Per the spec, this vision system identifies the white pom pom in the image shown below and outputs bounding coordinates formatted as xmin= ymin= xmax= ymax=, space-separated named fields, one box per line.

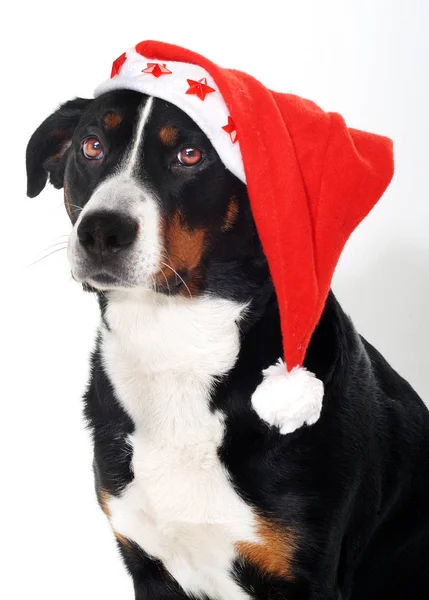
xmin=251 ymin=360 xmax=324 ymax=435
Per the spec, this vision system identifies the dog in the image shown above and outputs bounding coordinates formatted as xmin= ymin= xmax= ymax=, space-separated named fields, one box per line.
xmin=26 ymin=89 xmax=429 ymax=599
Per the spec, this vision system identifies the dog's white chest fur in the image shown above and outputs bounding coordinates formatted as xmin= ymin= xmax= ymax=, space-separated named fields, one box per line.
xmin=101 ymin=290 xmax=256 ymax=599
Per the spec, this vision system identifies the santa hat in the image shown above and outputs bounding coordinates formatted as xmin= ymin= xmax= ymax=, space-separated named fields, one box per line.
xmin=95 ymin=41 xmax=394 ymax=435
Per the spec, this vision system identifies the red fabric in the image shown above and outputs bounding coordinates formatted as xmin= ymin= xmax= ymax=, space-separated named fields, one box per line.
xmin=134 ymin=41 xmax=394 ymax=370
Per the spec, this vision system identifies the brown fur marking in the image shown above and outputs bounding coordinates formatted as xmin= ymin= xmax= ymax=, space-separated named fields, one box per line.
xmin=222 ymin=198 xmax=239 ymax=232
xmin=104 ymin=112 xmax=122 ymax=130
xmin=98 ymin=488 xmax=111 ymax=517
xmin=98 ymin=488 xmax=131 ymax=549
xmin=159 ymin=126 xmax=179 ymax=146
xmin=236 ymin=517 xmax=297 ymax=579
xmin=166 ymin=211 xmax=206 ymax=271
xmin=154 ymin=212 xmax=207 ymax=296
xmin=64 ymin=183 xmax=71 ymax=217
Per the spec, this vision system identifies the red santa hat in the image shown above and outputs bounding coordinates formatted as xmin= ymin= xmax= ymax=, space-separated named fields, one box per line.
xmin=95 ymin=41 xmax=394 ymax=435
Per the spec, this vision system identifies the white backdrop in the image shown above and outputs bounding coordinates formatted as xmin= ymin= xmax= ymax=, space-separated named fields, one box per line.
xmin=1 ymin=1 xmax=428 ymax=598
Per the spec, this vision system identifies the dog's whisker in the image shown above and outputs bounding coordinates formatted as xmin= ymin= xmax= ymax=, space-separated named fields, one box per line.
xmin=26 ymin=246 xmax=68 ymax=268
xmin=160 ymin=251 xmax=176 ymax=270
xmin=161 ymin=248 xmax=173 ymax=263
xmin=67 ymin=203 xmax=83 ymax=212
xmin=158 ymin=267 xmax=171 ymax=296
xmin=149 ymin=274 xmax=158 ymax=294
xmin=160 ymin=261 xmax=192 ymax=299
xmin=160 ymin=253 xmax=184 ymax=294
xmin=43 ymin=241 xmax=69 ymax=252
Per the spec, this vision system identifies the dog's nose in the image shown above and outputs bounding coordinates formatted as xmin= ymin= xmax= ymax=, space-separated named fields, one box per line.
xmin=77 ymin=211 xmax=138 ymax=257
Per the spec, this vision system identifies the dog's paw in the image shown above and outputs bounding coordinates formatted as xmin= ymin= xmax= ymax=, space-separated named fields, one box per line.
xmin=251 ymin=360 xmax=324 ymax=435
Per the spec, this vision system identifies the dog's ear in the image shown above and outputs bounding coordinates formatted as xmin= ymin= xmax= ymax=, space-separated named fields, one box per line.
xmin=26 ymin=98 xmax=93 ymax=198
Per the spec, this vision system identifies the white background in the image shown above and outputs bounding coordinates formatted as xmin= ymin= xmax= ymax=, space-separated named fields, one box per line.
xmin=1 ymin=1 xmax=428 ymax=598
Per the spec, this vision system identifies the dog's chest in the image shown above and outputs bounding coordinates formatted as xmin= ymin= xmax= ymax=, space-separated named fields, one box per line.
xmin=101 ymin=292 xmax=256 ymax=599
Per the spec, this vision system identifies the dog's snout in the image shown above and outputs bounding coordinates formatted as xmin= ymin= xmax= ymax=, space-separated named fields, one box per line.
xmin=77 ymin=211 xmax=138 ymax=257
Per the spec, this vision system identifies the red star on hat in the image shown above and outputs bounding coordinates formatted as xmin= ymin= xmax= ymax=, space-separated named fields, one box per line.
xmin=186 ymin=77 xmax=216 ymax=101
xmin=111 ymin=53 xmax=127 ymax=78
xmin=142 ymin=63 xmax=172 ymax=77
xmin=222 ymin=116 xmax=238 ymax=143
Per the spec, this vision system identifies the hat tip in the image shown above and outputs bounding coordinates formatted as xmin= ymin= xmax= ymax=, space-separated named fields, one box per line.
xmin=251 ymin=360 xmax=324 ymax=435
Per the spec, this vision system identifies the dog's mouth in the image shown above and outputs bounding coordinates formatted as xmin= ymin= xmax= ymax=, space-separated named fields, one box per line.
xmin=79 ymin=268 xmax=188 ymax=295
xmin=80 ymin=270 xmax=128 ymax=292
xmin=88 ymin=272 xmax=120 ymax=285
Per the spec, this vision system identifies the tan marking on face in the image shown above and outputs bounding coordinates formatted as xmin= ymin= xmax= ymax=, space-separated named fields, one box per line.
xmin=236 ymin=516 xmax=297 ymax=579
xmin=98 ymin=489 xmax=131 ymax=549
xmin=166 ymin=211 xmax=207 ymax=270
xmin=222 ymin=197 xmax=239 ymax=232
xmin=104 ymin=112 xmax=122 ymax=130
xmin=154 ymin=211 xmax=207 ymax=296
xmin=159 ymin=126 xmax=179 ymax=146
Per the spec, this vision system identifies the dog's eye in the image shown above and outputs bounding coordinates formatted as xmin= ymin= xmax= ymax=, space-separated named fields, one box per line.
xmin=82 ymin=137 xmax=104 ymax=160
xmin=177 ymin=147 xmax=202 ymax=166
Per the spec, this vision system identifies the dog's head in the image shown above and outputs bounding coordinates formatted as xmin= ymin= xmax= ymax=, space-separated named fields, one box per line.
xmin=27 ymin=91 xmax=269 ymax=300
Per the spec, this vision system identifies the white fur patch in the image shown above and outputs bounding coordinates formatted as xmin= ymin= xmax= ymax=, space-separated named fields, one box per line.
xmin=124 ymin=96 xmax=153 ymax=177
xmin=251 ymin=360 xmax=324 ymax=435
xmin=101 ymin=289 xmax=256 ymax=599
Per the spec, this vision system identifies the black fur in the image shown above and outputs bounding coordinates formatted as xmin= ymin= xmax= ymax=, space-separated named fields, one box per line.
xmin=26 ymin=98 xmax=93 ymax=198
xmin=26 ymin=91 xmax=429 ymax=599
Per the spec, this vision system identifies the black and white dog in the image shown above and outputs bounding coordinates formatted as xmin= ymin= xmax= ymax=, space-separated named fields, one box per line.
xmin=26 ymin=90 xmax=429 ymax=599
